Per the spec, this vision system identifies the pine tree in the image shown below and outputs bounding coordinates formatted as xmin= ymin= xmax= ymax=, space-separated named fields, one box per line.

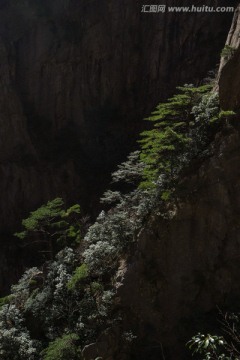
xmin=15 ymin=198 xmax=82 ymax=259
xmin=139 ymin=84 xmax=213 ymax=189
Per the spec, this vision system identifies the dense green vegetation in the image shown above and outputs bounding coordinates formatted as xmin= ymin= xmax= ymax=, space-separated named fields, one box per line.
xmin=41 ymin=334 xmax=81 ymax=360
xmin=67 ymin=264 xmax=89 ymax=290
xmin=139 ymin=84 xmax=221 ymax=195
xmin=0 ymin=83 xmax=234 ymax=359
xmin=221 ymin=45 xmax=237 ymax=60
xmin=15 ymin=198 xmax=81 ymax=259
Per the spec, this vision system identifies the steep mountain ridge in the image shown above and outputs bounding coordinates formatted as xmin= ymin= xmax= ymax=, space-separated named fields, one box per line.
xmin=219 ymin=4 xmax=240 ymax=110
xmin=81 ymin=126 xmax=240 ymax=360
xmin=0 ymin=1 xmax=239 ymax=357
xmin=0 ymin=0 xmax=236 ymax=233
xmin=81 ymin=5 xmax=240 ymax=360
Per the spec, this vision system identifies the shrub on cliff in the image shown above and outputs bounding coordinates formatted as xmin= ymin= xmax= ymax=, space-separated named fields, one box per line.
xmin=41 ymin=334 xmax=81 ymax=360
xmin=0 ymin=81 xmax=229 ymax=360
xmin=0 ymin=304 xmax=41 ymax=360
xmin=188 ymin=311 xmax=240 ymax=359
xmin=221 ymin=45 xmax=236 ymax=60
xmin=15 ymin=198 xmax=82 ymax=259
xmin=139 ymin=85 xmax=222 ymax=196
xmin=0 ymin=239 xmax=119 ymax=359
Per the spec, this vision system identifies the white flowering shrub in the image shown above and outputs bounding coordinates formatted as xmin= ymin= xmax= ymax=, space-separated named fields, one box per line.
xmin=0 ymin=244 xmax=118 ymax=359
xmin=111 ymin=151 xmax=145 ymax=185
xmin=83 ymin=151 xmax=156 ymax=277
xmin=0 ymin=86 xmax=225 ymax=360
xmin=85 ymin=187 xmax=155 ymax=275
xmin=23 ymin=248 xmax=81 ymax=339
xmin=190 ymin=92 xmax=220 ymax=157
xmin=0 ymin=304 xmax=41 ymax=359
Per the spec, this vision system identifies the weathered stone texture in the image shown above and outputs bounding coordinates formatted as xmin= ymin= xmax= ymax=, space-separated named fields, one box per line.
xmin=0 ymin=0 xmax=235 ymax=231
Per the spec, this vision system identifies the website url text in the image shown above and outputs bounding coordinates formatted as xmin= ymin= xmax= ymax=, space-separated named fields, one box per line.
xmin=141 ymin=5 xmax=235 ymax=13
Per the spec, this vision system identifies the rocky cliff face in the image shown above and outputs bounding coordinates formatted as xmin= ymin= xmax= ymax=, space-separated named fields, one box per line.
xmin=81 ymin=5 xmax=240 ymax=360
xmin=0 ymin=0 xmax=239 ymax=358
xmin=82 ymin=124 xmax=240 ymax=360
xmin=219 ymin=4 xmax=240 ymax=110
xmin=117 ymin=129 xmax=240 ymax=359
xmin=0 ymin=0 xmax=236 ymax=234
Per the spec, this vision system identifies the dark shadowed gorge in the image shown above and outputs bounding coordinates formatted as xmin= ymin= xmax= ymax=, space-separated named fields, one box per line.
xmin=0 ymin=1 xmax=240 ymax=360
xmin=0 ymin=0 xmax=236 ymax=229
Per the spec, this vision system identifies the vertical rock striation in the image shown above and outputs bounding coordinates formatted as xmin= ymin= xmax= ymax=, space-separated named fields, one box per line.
xmin=0 ymin=0 xmax=237 ymax=293
xmin=116 ymin=129 xmax=240 ymax=359
xmin=90 ymin=5 xmax=240 ymax=360
xmin=219 ymin=4 xmax=240 ymax=110
xmin=0 ymin=0 xmax=236 ymax=229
